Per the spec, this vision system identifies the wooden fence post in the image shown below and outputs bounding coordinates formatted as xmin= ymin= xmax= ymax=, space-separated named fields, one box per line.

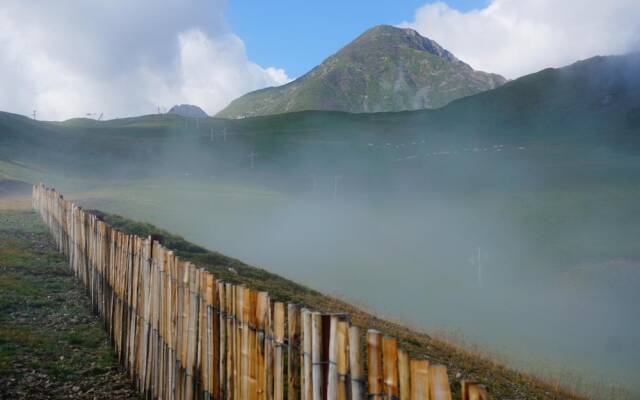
xmin=226 ymin=282 xmax=234 ymax=400
xmin=462 ymin=381 xmax=488 ymax=400
xmin=367 ymin=329 xmax=383 ymax=400
xmin=461 ymin=380 xmax=475 ymax=400
xmin=410 ymin=360 xmax=429 ymax=400
xmin=301 ymin=309 xmax=313 ymax=400
xmin=383 ymin=336 xmax=399 ymax=399
xmin=288 ymin=304 xmax=301 ymax=400
xmin=349 ymin=326 xmax=364 ymax=400
xmin=311 ymin=312 xmax=325 ymax=400
xmin=249 ymin=290 xmax=259 ymax=400
xmin=335 ymin=320 xmax=350 ymax=400
xmin=241 ymin=287 xmax=251 ymax=400
xmin=257 ymin=292 xmax=270 ymax=400
xmin=273 ymin=302 xmax=285 ymax=400
xmin=398 ymin=350 xmax=410 ymax=400
xmin=327 ymin=315 xmax=339 ymax=400
xmin=430 ymin=365 xmax=452 ymax=400
xmin=218 ymin=281 xmax=227 ymax=400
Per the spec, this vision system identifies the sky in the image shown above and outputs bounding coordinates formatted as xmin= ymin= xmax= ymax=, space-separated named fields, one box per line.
xmin=226 ymin=0 xmax=490 ymax=78
xmin=0 ymin=0 xmax=638 ymax=120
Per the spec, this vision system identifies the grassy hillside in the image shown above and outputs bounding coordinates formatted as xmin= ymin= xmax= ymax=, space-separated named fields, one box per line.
xmin=2 ymin=54 xmax=637 ymax=173
xmin=217 ymin=25 xmax=505 ymax=118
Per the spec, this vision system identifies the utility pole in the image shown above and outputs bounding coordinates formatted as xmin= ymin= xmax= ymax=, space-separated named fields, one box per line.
xmin=310 ymin=174 xmax=318 ymax=193
xmin=248 ymin=151 xmax=257 ymax=169
xmin=32 ymin=110 xmax=37 ymax=120
xmin=471 ymin=246 xmax=483 ymax=288
xmin=333 ymin=175 xmax=342 ymax=201
xmin=478 ymin=247 xmax=482 ymax=288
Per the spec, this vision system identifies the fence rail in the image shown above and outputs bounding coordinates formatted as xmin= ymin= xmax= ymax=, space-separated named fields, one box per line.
xmin=33 ymin=183 xmax=489 ymax=400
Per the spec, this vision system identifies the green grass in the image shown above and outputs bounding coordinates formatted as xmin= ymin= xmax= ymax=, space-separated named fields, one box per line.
xmin=0 ymin=209 xmax=138 ymax=397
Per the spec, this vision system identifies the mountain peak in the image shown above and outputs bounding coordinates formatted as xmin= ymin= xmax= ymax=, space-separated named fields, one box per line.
xmin=168 ymin=104 xmax=208 ymax=118
xmin=217 ymin=25 xmax=506 ymax=118
xmin=357 ymin=24 xmax=424 ymax=40
xmin=337 ymin=24 xmax=461 ymax=66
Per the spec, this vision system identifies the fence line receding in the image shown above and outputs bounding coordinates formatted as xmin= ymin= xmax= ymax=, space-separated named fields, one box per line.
xmin=32 ymin=183 xmax=489 ymax=400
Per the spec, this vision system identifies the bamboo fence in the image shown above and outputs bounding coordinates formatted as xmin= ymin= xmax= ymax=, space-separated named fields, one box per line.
xmin=32 ymin=183 xmax=489 ymax=400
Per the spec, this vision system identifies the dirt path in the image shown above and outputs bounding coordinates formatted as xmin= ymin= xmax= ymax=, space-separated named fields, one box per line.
xmin=0 ymin=207 xmax=139 ymax=399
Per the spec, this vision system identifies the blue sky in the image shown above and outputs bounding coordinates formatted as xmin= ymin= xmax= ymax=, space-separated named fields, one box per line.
xmin=227 ymin=1 xmax=489 ymax=77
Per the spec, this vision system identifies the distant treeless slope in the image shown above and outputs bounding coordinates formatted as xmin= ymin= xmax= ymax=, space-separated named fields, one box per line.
xmin=1 ymin=53 xmax=638 ymax=175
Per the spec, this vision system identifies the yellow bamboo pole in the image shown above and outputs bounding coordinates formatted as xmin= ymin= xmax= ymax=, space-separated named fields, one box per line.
xmin=462 ymin=380 xmax=489 ymax=400
xmin=367 ymin=329 xmax=383 ymax=400
xmin=311 ymin=312 xmax=323 ymax=400
xmin=383 ymin=336 xmax=399 ymax=399
xmin=231 ymin=286 xmax=239 ymax=400
xmin=429 ymin=365 xmax=452 ymax=400
xmin=257 ymin=292 xmax=269 ymax=400
xmin=335 ymin=320 xmax=350 ymax=400
xmin=287 ymin=304 xmax=300 ymax=400
xmin=218 ymin=280 xmax=227 ymax=400
xmin=225 ymin=282 xmax=234 ymax=400
xmin=249 ymin=290 xmax=259 ymax=400
xmin=264 ymin=296 xmax=273 ymax=400
xmin=461 ymin=380 xmax=475 ymax=400
xmin=210 ymin=276 xmax=220 ymax=399
xmin=273 ymin=302 xmax=285 ymax=400
xmin=201 ymin=271 xmax=211 ymax=397
xmin=468 ymin=384 xmax=488 ymax=400
xmin=398 ymin=350 xmax=410 ymax=400
xmin=301 ymin=309 xmax=313 ymax=400
xmin=185 ymin=265 xmax=199 ymax=399
xmin=241 ymin=287 xmax=250 ymax=400
xmin=410 ymin=360 xmax=429 ymax=400
xmin=327 ymin=315 xmax=339 ymax=400
xmin=348 ymin=326 xmax=364 ymax=400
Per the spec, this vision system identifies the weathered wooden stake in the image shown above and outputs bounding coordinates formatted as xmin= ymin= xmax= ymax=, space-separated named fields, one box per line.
xmin=349 ymin=326 xmax=364 ymax=400
xmin=383 ymin=336 xmax=399 ymax=399
xmin=367 ymin=329 xmax=383 ymax=400
xmin=410 ymin=360 xmax=429 ymax=400
xmin=311 ymin=312 xmax=323 ymax=400
xmin=301 ymin=309 xmax=313 ymax=400
xmin=273 ymin=302 xmax=285 ymax=400
xmin=398 ymin=350 xmax=410 ymax=400
xmin=430 ymin=365 xmax=452 ymax=400
xmin=335 ymin=320 xmax=350 ymax=400
xmin=288 ymin=304 xmax=301 ymax=400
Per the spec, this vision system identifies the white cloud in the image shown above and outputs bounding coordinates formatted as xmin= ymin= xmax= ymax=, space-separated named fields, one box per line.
xmin=176 ymin=30 xmax=291 ymax=114
xmin=400 ymin=0 xmax=640 ymax=78
xmin=0 ymin=0 xmax=290 ymax=120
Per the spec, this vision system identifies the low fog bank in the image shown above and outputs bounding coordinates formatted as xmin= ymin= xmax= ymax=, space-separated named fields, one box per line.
xmin=73 ymin=151 xmax=639 ymax=397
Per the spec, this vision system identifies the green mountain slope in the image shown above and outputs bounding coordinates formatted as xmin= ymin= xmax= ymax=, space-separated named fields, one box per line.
xmin=217 ymin=25 xmax=505 ymax=118
xmin=1 ymin=53 xmax=638 ymax=182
